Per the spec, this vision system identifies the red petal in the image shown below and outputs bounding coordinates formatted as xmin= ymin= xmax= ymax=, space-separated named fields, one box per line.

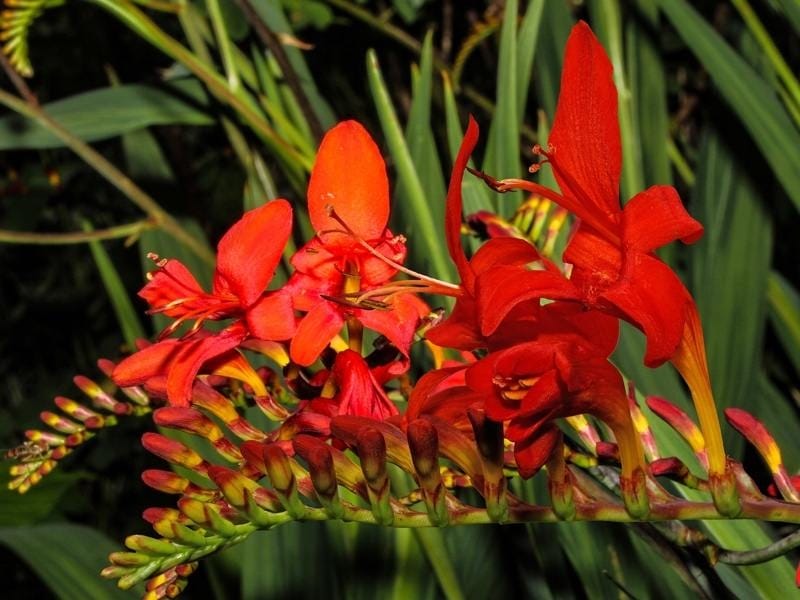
xmin=513 ymin=424 xmax=560 ymax=479
xmin=469 ymin=237 xmax=541 ymax=277
xmin=548 ymin=21 xmax=621 ymax=232
xmin=600 ymin=253 xmax=692 ymax=367
xmin=308 ymin=121 xmax=389 ymax=247
xmin=477 ymin=267 xmax=579 ymax=336
xmin=139 ymin=260 xmax=206 ymax=317
xmin=246 ymin=289 xmax=297 ymax=340
xmin=112 ymin=339 xmax=183 ymax=387
xmin=446 ymin=116 xmax=480 ymax=287
xmin=622 ymin=185 xmax=704 ymax=253
xmin=166 ymin=325 xmax=247 ymax=406
xmin=289 ymin=301 xmax=345 ymax=366
xmin=425 ymin=296 xmax=483 ymax=351
xmin=333 ymin=350 xmax=398 ymax=420
xmin=563 ymin=223 xmax=622 ymax=298
xmin=215 ymin=199 xmax=293 ymax=306
xmin=357 ymin=293 xmax=427 ymax=356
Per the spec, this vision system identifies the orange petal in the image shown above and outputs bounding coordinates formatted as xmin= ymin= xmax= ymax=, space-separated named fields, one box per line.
xmin=215 ymin=199 xmax=293 ymax=307
xmin=289 ymin=302 xmax=345 ymax=366
xmin=548 ymin=21 xmax=621 ymax=230
xmin=246 ymin=289 xmax=297 ymax=340
xmin=308 ymin=120 xmax=389 ymax=248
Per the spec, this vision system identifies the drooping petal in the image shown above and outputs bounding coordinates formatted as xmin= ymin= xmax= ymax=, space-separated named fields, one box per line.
xmin=425 ymin=295 xmax=483 ymax=351
xmin=622 ymin=185 xmax=704 ymax=253
xmin=214 ymin=199 xmax=293 ymax=307
xmin=446 ymin=116 xmax=480 ymax=286
xmin=307 ymin=120 xmax=390 ymax=247
xmin=513 ymin=424 xmax=560 ymax=479
xmin=599 ymin=253 xmax=693 ymax=367
xmin=476 ymin=266 xmax=579 ymax=336
xmin=246 ymin=289 xmax=297 ymax=340
xmin=547 ymin=21 xmax=621 ymax=232
xmin=290 ymin=302 xmax=345 ymax=366
xmin=166 ymin=324 xmax=248 ymax=406
xmin=333 ymin=350 xmax=398 ymax=420
xmin=112 ymin=339 xmax=183 ymax=388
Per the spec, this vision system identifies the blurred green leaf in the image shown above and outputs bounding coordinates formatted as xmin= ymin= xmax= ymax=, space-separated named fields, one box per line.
xmin=690 ymin=127 xmax=777 ymax=457
xmin=533 ymin=0 xmax=572 ymax=117
xmin=83 ymin=222 xmax=146 ymax=348
xmin=0 ymin=523 xmax=138 ymax=599
xmin=767 ymin=271 xmax=800 ymax=377
xmin=483 ymin=0 xmax=520 ymax=209
xmin=367 ymin=49 xmax=454 ymax=281
xmin=0 ymin=80 xmax=212 ymax=149
xmin=658 ymin=0 xmax=800 ymax=212
xmin=0 ymin=468 xmax=86 ymax=526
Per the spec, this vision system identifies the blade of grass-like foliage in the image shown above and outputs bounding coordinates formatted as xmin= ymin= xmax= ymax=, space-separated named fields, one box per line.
xmin=775 ymin=0 xmax=800 ymax=35
xmin=588 ymin=0 xmax=644 ymax=201
xmin=657 ymin=0 xmax=800 ymax=212
xmin=83 ymin=222 xmax=146 ymax=348
xmin=0 ymin=468 xmax=86 ymax=526
xmin=391 ymin=528 xmax=436 ymax=600
xmin=0 ymin=81 xmax=211 ymax=149
xmin=515 ymin=0 xmax=546 ymax=121
xmin=533 ymin=0 xmax=572 ymax=117
xmin=690 ymin=127 xmax=777 ymax=457
xmin=628 ymin=0 xmax=672 ymax=187
xmin=367 ymin=50 xmax=453 ymax=281
xmin=0 ymin=523 xmax=138 ymax=599
xmin=442 ymin=73 xmax=492 ymax=217
xmin=249 ymin=0 xmax=336 ymax=128
xmin=768 ymin=272 xmax=800 ymax=376
xmin=404 ymin=31 xmax=446 ymax=208
xmin=239 ymin=524 xmax=341 ymax=599
xmin=483 ymin=0 xmax=519 ymax=208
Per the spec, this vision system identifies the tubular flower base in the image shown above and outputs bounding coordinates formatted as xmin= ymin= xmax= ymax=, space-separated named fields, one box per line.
xmin=6 ymin=19 xmax=800 ymax=600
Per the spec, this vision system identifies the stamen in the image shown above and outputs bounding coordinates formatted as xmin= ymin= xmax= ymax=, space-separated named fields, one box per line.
xmin=325 ymin=206 xmax=460 ymax=292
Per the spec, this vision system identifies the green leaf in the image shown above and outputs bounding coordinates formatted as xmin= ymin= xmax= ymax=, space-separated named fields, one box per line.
xmin=658 ymin=0 xmax=800 ymax=212
xmin=367 ymin=49 xmax=454 ymax=281
xmin=403 ymin=31 xmax=446 ymax=208
xmin=250 ymin=0 xmax=336 ymax=128
xmin=533 ymin=0 xmax=572 ymax=117
xmin=690 ymin=127 xmax=778 ymax=457
xmin=83 ymin=222 xmax=146 ymax=348
xmin=0 ymin=80 xmax=212 ymax=149
xmin=483 ymin=0 xmax=520 ymax=210
xmin=515 ymin=0 xmax=546 ymax=121
xmin=0 ymin=467 xmax=86 ymax=526
xmin=767 ymin=271 xmax=800 ymax=377
xmin=0 ymin=523 xmax=138 ymax=599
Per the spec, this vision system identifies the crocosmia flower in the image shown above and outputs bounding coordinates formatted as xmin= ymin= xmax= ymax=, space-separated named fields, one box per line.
xmin=287 ymin=120 xmax=427 ymax=366
xmin=113 ymin=200 xmax=296 ymax=406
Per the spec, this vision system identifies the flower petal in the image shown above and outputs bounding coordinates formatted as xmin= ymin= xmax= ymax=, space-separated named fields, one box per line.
xmin=139 ymin=260 xmax=207 ymax=317
xmin=600 ymin=253 xmax=693 ymax=367
xmin=290 ymin=301 xmax=345 ymax=366
xmin=215 ymin=199 xmax=293 ymax=306
xmin=513 ymin=424 xmax=560 ymax=479
xmin=112 ymin=339 xmax=183 ymax=388
xmin=308 ymin=120 xmax=389 ymax=247
xmin=548 ymin=21 xmax=621 ymax=231
xmin=333 ymin=350 xmax=398 ymax=420
xmin=357 ymin=293 xmax=427 ymax=356
xmin=622 ymin=185 xmax=704 ymax=253
xmin=246 ymin=289 xmax=297 ymax=340
xmin=166 ymin=325 xmax=248 ymax=406
xmin=446 ymin=116 xmax=480 ymax=287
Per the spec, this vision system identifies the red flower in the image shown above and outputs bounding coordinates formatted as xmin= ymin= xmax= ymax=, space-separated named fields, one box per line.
xmin=113 ymin=201 xmax=296 ymax=406
xmin=426 ymin=117 xmax=577 ymax=351
xmin=485 ymin=22 xmax=703 ymax=368
xmin=287 ymin=120 xmax=428 ymax=366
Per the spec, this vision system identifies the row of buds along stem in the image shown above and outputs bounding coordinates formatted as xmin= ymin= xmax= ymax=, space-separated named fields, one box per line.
xmin=6 ymin=359 xmax=153 ymax=493
xmin=99 ymin=385 xmax=800 ymax=598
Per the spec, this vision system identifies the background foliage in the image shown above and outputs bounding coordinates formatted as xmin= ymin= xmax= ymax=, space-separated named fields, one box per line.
xmin=0 ymin=0 xmax=798 ymax=598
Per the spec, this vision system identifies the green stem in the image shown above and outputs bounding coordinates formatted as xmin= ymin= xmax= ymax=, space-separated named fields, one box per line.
xmin=413 ymin=529 xmax=465 ymax=600
xmin=717 ymin=528 xmax=800 ymax=565
xmin=0 ymin=220 xmax=153 ymax=245
xmin=730 ymin=0 xmax=800 ymax=114
xmin=666 ymin=138 xmax=696 ymax=186
xmin=205 ymin=0 xmax=240 ymax=90
xmin=87 ymin=0 xmax=312 ymax=173
xmin=0 ymin=88 xmax=215 ymax=264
